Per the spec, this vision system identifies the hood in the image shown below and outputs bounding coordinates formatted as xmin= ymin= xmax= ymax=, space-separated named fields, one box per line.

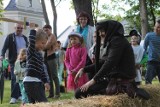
xmin=96 ymin=20 xmax=124 ymax=47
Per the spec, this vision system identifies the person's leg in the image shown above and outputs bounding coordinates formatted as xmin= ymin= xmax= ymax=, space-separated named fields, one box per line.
xmin=19 ymin=81 xmax=28 ymax=104
xmin=135 ymin=69 xmax=142 ymax=85
xmin=156 ymin=64 xmax=160 ymax=83
xmin=47 ymin=60 xmax=54 ymax=98
xmin=10 ymin=64 xmax=16 ymax=93
xmin=10 ymin=63 xmax=21 ymax=103
xmin=52 ymin=58 xmax=60 ymax=97
xmin=33 ymin=82 xmax=48 ymax=102
xmin=19 ymin=81 xmax=23 ymax=101
xmin=24 ymin=82 xmax=47 ymax=103
xmin=145 ymin=63 xmax=157 ymax=84
xmin=75 ymin=81 xmax=108 ymax=99
xmin=58 ymin=64 xmax=64 ymax=85
xmin=24 ymin=82 xmax=35 ymax=104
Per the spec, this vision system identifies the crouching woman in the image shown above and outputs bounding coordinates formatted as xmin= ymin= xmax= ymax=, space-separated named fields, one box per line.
xmin=74 ymin=20 xmax=150 ymax=100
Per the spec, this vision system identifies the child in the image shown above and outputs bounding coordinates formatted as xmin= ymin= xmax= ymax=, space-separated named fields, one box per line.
xmin=131 ymin=34 xmax=144 ymax=85
xmin=23 ymin=28 xmax=50 ymax=104
xmin=14 ymin=48 xmax=28 ymax=105
xmin=65 ymin=32 xmax=88 ymax=91
xmin=56 ymin=41 xmax=65 ymax=86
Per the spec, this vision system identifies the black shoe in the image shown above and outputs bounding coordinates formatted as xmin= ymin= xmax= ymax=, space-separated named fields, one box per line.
xmin=47 ymin=95 xmax=54 ymax=98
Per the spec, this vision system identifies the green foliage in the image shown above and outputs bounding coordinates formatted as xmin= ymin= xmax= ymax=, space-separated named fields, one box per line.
xmin=0 ymin=0 xmax=3 ymax=17
xmin=70 ymin=0 xmax=159 ymax=32
xmin=110 ymin=0 xmax=160 ymax=34
xmin=92 ymin=0 xmax=123 ymax=23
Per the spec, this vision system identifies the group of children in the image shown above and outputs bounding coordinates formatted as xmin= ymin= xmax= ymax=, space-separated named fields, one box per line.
xmin=13 ymin=31 xmax=65 ymax=104
xmin=13 ymin=27 xmax=89 ymax=105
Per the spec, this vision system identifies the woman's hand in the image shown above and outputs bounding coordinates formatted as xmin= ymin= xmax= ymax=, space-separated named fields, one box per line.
xmin=74 ymin=68 xmax=84 ymax=83
xmin=80 ymin=79 xmax=95 ymax=92
xmin=71 ymin=71 xmax=77 ymax=77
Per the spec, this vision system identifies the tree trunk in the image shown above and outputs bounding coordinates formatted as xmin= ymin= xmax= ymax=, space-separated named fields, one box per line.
xmin=50 ymin=0 xmax=57 ymax=38
xmin=149 ymin=0 xmax=156 ymax=25
xmin=72 ymin=0 xmax=94 ymax=26
xmin=139 ymin=0 xmax=148 ymax=39
xmin=41 ymin=0 xmax=50 ymax=25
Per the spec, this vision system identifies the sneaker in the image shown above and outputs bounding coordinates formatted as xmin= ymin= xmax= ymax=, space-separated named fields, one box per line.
xmin=18 ymin=96 xmax=22 ymax=101
xmin=10 ymin=98 xmax=17 ymax=104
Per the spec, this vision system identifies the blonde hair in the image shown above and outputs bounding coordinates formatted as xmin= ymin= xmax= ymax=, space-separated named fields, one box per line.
xmin=67 ymin=35 xmax=85 ymax=48
xmin=35 ymin=29 xmax=48 ymax=41
xmin=17 ymin=48 xmax=27 ymax=60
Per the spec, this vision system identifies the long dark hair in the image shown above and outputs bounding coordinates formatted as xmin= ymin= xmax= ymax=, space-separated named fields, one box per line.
xmin=76 ymin=11 xmax=90 ymax=25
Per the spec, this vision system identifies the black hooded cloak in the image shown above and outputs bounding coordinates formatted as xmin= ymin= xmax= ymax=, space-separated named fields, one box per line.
xmin=84 ymin=20 xmax=136 ymax=82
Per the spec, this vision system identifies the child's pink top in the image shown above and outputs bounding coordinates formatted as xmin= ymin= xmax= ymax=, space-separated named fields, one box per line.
xmin=65 ymin=44 xmax=87 ymax=74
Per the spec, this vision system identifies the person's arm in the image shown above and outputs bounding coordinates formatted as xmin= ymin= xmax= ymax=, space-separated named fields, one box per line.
xmin=39 ymin=63 xmax=50 ymax=90
xmin=1 ymin=35 xmax=10 ymax=59
xmin=41 ymin=65 xmax=49 ymax=84
xmin=28 ymin=30 xmax=36 ymax=54
xmin=72 ymin=47 xmax=87 ymax=72
xmin=43 ymin=63 xmax=50 ymax=83
xmin=136 ymin=46 xmax=145 ymax=64
xmin=64 ymin=49 xmax=73 ymax=71
xmin=143 ymin=33 xmax=149 ymax=54
xmin=83 ymin=59 xmax=105 ymax=73
xmin=93 ymin=37 xmax=125 ymax=82
xmin=14 ymin=60 xmax=21 ymax=75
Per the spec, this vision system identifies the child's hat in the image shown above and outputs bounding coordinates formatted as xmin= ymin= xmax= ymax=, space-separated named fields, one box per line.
xmin=129 ymin=30 xmax=140 ymax=37
xmin=68 ymin=32 xmax=82 ymax=38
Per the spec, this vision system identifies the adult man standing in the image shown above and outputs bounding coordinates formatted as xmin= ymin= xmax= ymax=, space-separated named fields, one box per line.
xmin=0 ymin=23 xmax=28 ymax=104
xmin=144 ymin=19 xmax=160 ymax=84
xmin=43 ymin=25 xmax=60 ymax=98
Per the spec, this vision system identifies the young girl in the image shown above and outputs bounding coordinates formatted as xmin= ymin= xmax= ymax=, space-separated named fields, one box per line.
xmin=14 ymin=48 xmax=28 ymax=105
xmin=131 ymin=35 xmax=144 ymax=85
xmin=65 ymin=32 xmax=88 ymax=91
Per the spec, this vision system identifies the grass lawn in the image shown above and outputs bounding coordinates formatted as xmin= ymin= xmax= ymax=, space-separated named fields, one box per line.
xmin=0 ymin=80 xmax=74 ymax=107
